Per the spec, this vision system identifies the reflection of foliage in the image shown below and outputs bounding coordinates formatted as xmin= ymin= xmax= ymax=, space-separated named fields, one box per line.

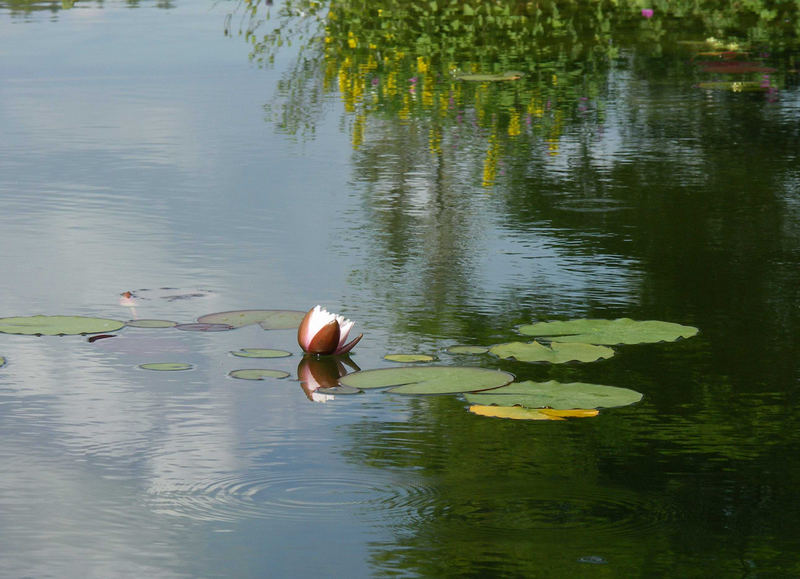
xmin=235 ymin=0 xmax=797 ymax=187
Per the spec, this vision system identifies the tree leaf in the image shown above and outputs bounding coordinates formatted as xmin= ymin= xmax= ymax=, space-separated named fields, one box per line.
xmin=518 ymin=318 xmax=699 ymax=345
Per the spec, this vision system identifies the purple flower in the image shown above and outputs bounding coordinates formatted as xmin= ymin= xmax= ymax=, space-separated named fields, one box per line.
xmin=641 ymin=8 xmax=654 ymax=18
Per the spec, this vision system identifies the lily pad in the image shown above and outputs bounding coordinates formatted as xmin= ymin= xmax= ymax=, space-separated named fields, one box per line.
xmin=0 ymin=356 xmax=5 ymax=368
xmin=139 ymin=362 xmax=193 ymax=371
xmin=229 ymin=368 xmax=291 ymax=380
xmin=468 ymin=405 xmax=597 ymax=420
xmin=317 ymin=384 xmax=362 ymax=395
xmin=464 ymin=380 xmax=643 ymax=410
xmin=126 ymin=319 xmax=178 ymax=328
xmin=384 ymin=354 xmax=436 ymax=363
xmin=174 ymin=323 xmax=234 ymax=332
xmin=457 ymin=71 xmax=524 ymax=81
xmin=446 ymin=345 xmax=489 ymax=355
xmin=0 ymin=315 xmax=125 ymax=336
xmin=339 ymin=366 xmax=513 ymax=395
xmin=231 ymin=348 xmax=292 ymax=359
xmin=489 ymin=341 xmax=614 ymax=363
xmin=197 ymin=310 xmax=306 ymax=330
xmin=517 ymin=318 xmax=699 ymax=345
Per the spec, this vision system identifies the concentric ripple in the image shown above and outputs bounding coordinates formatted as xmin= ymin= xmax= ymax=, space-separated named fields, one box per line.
xmin=147 ymin=472 xmax=438 ymax=524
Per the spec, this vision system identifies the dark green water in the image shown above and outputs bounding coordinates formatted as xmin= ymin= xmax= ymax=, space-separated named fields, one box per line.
xmin=1 ymin=0 xmax=799 ymax=576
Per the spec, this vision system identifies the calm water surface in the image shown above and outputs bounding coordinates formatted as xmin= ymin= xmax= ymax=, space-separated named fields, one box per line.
xmin=1 ymin=1 xmax=799 ymax=577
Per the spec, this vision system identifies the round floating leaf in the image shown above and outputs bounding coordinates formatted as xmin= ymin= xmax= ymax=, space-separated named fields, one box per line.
xmin=446 ymin=345 xmax=489 ymax=355
xmin=229 ymin=369 xmax=290 ymax=380
xmin=0 ymin=315 xmax=125 ymax=336
xmin=231 ymin=348 xmax=292 ymax=359
xmin=384 ymin=354 xmax=436 ymax=363
xmin=317 ymin=384 xmax=362 ymax=395
xmin=339 ymin=366 xmax=513 ymax=395
xmin=139 ymin=362 xmax=193 ymax=371
xmin=126 ymin=319 xmax=177 ymax=328
xmin=490 ymin=341 xmax=614 ymax=363
xmin=174 ymin=323 xmax=234 ymax=332
xmin=0 ymin=356 xmax=5 ymax=368
xmin=457 ymin=71 xmax=524 ymax=81
xmin=518 ymin=318 xmax=699 ymax=345
xmin=197 ymin=310 xmax=306 ymax=330
xmin=465 ymin=380 xmax=643 ymax=410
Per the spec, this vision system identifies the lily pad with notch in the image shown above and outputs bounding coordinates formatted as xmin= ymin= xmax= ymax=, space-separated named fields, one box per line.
xmin=339 ymin=366 xmax=513 ymax=395
xmin=175 ymin=323 xmax=234 ymax=332
xmin=0 ymin=315 xmax=125 ymax=336
xmin=464 ymin=380 xmax=643 ymax=410
xmin=197 ymin=310 xmax=306 ymax=330
xmin=489 ymin=340 xmax=614 ymax=363
xmin=518 ymin=318 xmax=699 ymax=345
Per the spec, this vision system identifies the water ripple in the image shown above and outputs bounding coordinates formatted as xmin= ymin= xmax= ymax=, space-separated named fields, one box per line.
xmin=147 ymin=471 xmax=439 ymax=524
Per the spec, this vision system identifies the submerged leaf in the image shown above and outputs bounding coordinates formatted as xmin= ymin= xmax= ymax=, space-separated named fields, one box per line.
xmin=339 ymin=366 xmax=513 ymax=395
xmin=0 ymin=315 xmax=125 ymax=336
xmin=139 ymin=362 xmax=193 ymax=371
xmin=384 ymin=354 xmax=436 ymax=363
xmin=231 ymin=348 xmax=292 ymax=359
xmin=518 ymin=318 xmax=698 ymax=345
xmin=197 ymin=310 xmax=306 ymax=330
xmin=489 ymin=340 xmax=614 ymax=363
xmin=229 ymin=368 xmax=290 ymax=380
xmin=464 ymin=380 xmax=643 ymax=410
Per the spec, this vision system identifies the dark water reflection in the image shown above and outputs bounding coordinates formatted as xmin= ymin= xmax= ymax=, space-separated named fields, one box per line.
xmin=2 ymin=0 xmax=800 ymax=576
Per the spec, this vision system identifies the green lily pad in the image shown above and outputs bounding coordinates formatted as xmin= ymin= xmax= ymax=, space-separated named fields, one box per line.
xmin=446 ymin=345 xmax=489 ymax=355
xmin=229 ymin=368 xmax=291 ymax=380
xmin=139 ymin=362 xmax=193 ymax=371
xmin=465 ymin=380 xmax=643 ymax=410
xmin=518 ymin=318 xmax=699 ymax=345
xmin=125 ymin=319 xmax=178 ymax=328
xmin=317 ymin=384 xmax=362 ymax=395
xmin=0 ymin=315 xmax=125 ymax=336
xmin=339 ymin=366 xmax=513 ymax=395
xmin=384 ymin=354 xmax=436 ymax=363
xmin=197 ymin=310 xmax=306 ymax=330
xmin=457 ymin=71 xmax=524 ymax=81
xmin=489 ymin=340 xmax=614 ymax=363
xmin=231 ymin=348 xmax=292 ymax=359
xmin=175 ymin=323 xmax=234 ymax=332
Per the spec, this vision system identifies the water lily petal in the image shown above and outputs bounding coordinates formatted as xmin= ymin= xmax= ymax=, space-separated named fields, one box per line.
xmin=335 ymin=333 xmax=363 ymax=355
xmin=306 ymin=319 xmax=341 ymax=354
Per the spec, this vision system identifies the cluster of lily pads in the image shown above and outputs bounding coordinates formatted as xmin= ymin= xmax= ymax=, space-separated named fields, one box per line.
xmin=0 ymin=311 xmax=698 ymax=421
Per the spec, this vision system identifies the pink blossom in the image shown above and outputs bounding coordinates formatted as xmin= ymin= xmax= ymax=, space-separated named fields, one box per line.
xmin=297 ymin=305 xmax=362 ymax=355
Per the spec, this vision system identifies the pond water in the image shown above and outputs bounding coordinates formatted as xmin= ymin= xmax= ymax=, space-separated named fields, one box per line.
xmin=1 ymin=0 xmax=799 ymax=576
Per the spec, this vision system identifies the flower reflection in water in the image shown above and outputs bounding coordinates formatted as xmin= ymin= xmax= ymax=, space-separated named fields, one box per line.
xmin=297 ymin=355 xmax=361 ymax=403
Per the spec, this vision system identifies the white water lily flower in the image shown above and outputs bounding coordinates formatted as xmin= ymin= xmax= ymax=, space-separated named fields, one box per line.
xmin=297 ymin=305 xmax=362 ymax=355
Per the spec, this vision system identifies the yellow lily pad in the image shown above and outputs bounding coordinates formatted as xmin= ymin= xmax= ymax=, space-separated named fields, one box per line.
xmin=469 ymin=405 xmax=565 ymax=420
